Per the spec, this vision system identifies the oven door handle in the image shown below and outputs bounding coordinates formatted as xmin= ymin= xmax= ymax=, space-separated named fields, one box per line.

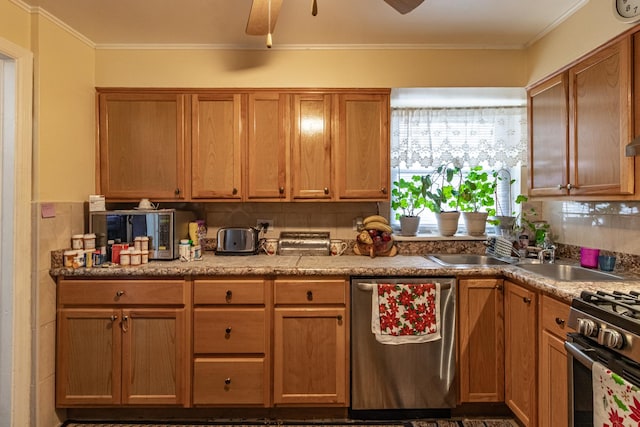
xmin=565 ymin=340 xmax=595 ymax=370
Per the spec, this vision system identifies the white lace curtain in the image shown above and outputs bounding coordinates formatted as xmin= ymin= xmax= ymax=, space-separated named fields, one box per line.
xmin=390 ymin=107 xmax=528 ymax=169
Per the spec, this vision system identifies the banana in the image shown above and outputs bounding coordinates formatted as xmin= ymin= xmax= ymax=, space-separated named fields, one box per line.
xmin=363 ymin=215 xmax=389 ymax=225
xmin=357 ymin=230 xmax=373 ymax=244
xmin=364 ymin=221 xmax=392 ymax=233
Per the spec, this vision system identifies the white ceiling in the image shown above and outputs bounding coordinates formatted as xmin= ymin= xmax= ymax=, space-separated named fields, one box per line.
xmin=16 ymin=0 xmax=588 ymax=50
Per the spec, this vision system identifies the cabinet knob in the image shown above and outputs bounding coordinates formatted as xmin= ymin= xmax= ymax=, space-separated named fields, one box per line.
xmin=337 ymin=315 xmax=343 ymax=321
xmin=224 ymin=378 xmax=231 ymax=385
xmin=495 ymin=284 xmax=503 ymax=291
xmin=555 ymin=317 xmax=565 ymax=326
xmin=225 ymin=327 xmax=232 ymax=335
xmin=557 ymin=184 xmax=566 ymax=190
xmin=279 ymin=187 xmax=285 ymax=194
xmin=110 ymin=315 xmax=118 ymax=322
xmin=324 ymin=187 xmax=329 ymax=195
xmin=116 ymin=290 xmax=125 ymax=297
xmin=567 ymin=183 xmax=574 ymax=190
xmin=523 ymin=297 xmax=532 ymax=304
xmin=306 ymin=290 xmax=313 ymax=301
xmin=381 ymin=187 xmax=387 ymax=194
xmin=225 ymin=290 xmax=232 ymax=301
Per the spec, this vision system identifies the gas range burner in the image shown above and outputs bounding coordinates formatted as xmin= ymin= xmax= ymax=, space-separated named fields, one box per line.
xmin=580 ymin=290 xmax=640 ymax=320
xmin=569 ymin=289 xmax=640 ymax=362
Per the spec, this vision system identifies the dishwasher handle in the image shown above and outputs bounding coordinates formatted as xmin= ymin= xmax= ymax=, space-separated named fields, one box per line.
xmin=355 ymin=280 xmax=452 ymax=292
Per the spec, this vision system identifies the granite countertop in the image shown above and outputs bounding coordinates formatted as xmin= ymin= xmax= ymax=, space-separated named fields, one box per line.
xmin=50 ymin=252 xmax=640 ymax=303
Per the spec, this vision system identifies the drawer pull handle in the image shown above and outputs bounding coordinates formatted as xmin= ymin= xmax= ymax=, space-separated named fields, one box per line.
xmin=225 ymin=327 xmax=232 ymax=335
xmin=555 ymin=317 xmax=565 ymax=326
xmin=324 ymin=187 xmax=329 ymax=195
xmin=381 ymin=187 xmax=387 ymax=194
xmin=225 ymin=290 xmax=232 ymax=302
xmin=116 ymin=290 xmax=125 ymax=297
xmin=523 ymin=297 xmax=532 ymax=304
xmin=307 ymin=290 xmax=313 ymax=301
xmin=121 ymin=315 xmax=129 ymax=333
xmin=224 ymin=378 xmax=231 ymax=385
xmin=279 ymin=186 xmax=285 ymax=194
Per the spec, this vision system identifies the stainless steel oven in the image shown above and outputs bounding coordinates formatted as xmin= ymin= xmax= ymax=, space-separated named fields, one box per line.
xmin=565 ymin=290 xmax=640 ymax=427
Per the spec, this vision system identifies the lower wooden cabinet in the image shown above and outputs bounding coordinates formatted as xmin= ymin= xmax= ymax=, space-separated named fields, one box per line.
xmin=458 ymin=277 xmax=504 ymax=403
xmin=192 ymin=278 xmax=270 ymax=406
xmin=272 ymin=278 xmax=349 ymax=406
xmin=538 ymin=295 xmax=574 ymax=427
xmin=56 ymin=279 xmax=189 ymax=407
xmin=504 ymin=280 xmax=537 ymax=427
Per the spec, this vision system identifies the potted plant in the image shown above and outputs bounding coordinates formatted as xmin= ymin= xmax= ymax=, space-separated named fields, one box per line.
xmin=454 ymin=166 xmax=497 ymax=236
xmin=390 ymin=175 xmax=428 ymax=236
xmin=423 ymin=164 xmax=463 ymax=236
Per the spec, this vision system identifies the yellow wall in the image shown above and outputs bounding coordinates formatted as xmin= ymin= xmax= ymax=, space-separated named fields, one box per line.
xmin=95 ymin=48 xmax=528 ymax=88
xmin=30 ymin=13 xmax=95 ymax=201
xmin=525 ymin=0 xmax=631 ymax=85
xmin=0 ymin=0 xmax=30 ymax=49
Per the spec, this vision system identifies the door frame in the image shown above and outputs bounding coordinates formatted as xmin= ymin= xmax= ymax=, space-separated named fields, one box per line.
xmin=0 ymin=36 xmax=33 ymax=427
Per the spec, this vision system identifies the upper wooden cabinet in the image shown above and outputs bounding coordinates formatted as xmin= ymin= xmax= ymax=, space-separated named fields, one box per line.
xmin=528 ymin=37 xmax=635 ymax=198
xmin=246 ymin=92 xmax=289 ymax=201
xmin=97 ymin=91 xmax=187 ymax=200
xmin=336 ymin=93 xmax=390 ymax=200
xmin=291 ymin=93 xmax=333 ymax=200
xmin=191 ymin=93 xmax=244 ymax=200
xmin=96 ymin=88 xmax=390 ymax=202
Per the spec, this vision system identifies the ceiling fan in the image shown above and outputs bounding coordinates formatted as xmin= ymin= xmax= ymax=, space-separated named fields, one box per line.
xmin=246 ymin=0 xmax=425 ymax=39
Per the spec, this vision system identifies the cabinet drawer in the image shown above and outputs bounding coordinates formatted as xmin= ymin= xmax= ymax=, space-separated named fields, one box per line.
xmin=541 ymin=295 xmax=574 ymax=338
xmin=58 ymin=280 xmax=185 ymax=306
xmin=193 ymin=358 xmax=266 ymax=406
xmin=194 ymin=279 xmax=265 ymax=305
xmin=274 ymin=279 xmax=346 ymax=305
xmin=194 ymin=308 xmax=266 ymax=354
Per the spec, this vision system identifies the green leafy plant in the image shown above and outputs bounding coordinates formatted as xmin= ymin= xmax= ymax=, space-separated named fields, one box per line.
xmin=422 ymin=164 xmax=463 ymax=213
xmin=390 ymin=175 xmax=428 ymax=220
xmin=454 ymin=166 xmax=497 ymax=214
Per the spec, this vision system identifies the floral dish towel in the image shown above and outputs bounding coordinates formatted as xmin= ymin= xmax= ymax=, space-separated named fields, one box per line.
xmin=371 ymin=283 xmax=440 ymax=345
xmin=593 ymin=360 xmax=640 ymax=426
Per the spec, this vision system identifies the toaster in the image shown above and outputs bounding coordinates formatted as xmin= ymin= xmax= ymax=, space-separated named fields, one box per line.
xmin=216 ymin=227 xmax=260 ymax=255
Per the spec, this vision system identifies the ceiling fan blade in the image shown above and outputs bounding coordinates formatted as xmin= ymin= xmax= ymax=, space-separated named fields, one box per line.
xmin=383 ymin=0 xmax=424 ymax=14
xmin=246 ymin=0 xmax=284 ymax=35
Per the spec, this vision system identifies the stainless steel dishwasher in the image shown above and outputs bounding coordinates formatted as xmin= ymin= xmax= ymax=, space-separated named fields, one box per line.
xmin=350 ymin=276 xmax=456 ymax=411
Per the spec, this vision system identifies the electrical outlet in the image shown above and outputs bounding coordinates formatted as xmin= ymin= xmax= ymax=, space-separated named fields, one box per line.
xmin=257 ymin=219 xmax=274 ymax=232
xmin=353 ymin=217 xmax=363 ymax=230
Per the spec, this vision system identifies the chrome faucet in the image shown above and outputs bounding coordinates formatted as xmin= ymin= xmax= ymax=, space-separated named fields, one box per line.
xmin=538 ymin=244 xmax=556 ymax=264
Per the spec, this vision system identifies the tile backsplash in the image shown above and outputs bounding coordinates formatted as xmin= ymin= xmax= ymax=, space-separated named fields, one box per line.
xmin=543 ymin=200 xmax=640 ymax=256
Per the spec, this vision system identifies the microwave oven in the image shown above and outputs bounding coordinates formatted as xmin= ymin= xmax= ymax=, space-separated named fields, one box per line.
xmin=89 ymin=209 xmax=196 ymax=260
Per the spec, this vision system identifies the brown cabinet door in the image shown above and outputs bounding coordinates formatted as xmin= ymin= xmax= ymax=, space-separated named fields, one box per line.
xmin=528 ymin=73 xmax=569 ymax=197
xmin=504 ymin=281 xmax=537 ymax=427
xmin=98 ymin=92 xmax=186 ymax=200
xmin=273 ymin=307 xmax=347 ymax=405
xmin=538 ymin=295 xmax=573 ymax=427
xmin=56 ymin=308 xmax=121 ymax=406
xmin=335 ymin=93 xmax=390 ymax=200
xmin=568 ymin=37 xmax=634 ymax=196
xmin=121 ymin=308 xmax=187 ymax=406
xmin=191 ymin=93 xmax=244 ymax=199
xmin=246 ymin=92 xmax=288 ymax=200
xmin=458 ymin=278 xmax=504 ymax=403
xmin=291 ymin=93 xmax=333 ymax=199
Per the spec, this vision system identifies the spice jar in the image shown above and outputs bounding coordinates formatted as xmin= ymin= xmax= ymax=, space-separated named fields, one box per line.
xmin=130 ymin=249 xmax=141 ymax=266
xmin=71 ymin=234 xmax=84 ymax=250
xmin=119 ymin=249 xmax=131 ymax=266
xmin=63 ymin=250 xmax=77 ymax=268
xmin=141 ymin=250 xmax=149 ymax=264
xmin=140 ymin=236 xmax=149 ymax=251
xmin=83 ymin=233 xmax=96 ymax=250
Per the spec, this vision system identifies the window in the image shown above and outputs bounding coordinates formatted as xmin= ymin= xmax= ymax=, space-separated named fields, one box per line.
xmin=390 ymin=106 xmax=527 ymax=233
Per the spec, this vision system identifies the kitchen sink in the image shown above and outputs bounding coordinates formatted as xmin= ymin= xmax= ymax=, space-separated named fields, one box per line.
xmin=516 ymin=263 xmax=623 ymax=281
xmin=425 ymin=253 xmax=515 ymax=266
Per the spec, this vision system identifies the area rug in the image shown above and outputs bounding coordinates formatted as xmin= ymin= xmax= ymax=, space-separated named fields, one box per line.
xmin=62 ymin=420 xmax=516 ymax=427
